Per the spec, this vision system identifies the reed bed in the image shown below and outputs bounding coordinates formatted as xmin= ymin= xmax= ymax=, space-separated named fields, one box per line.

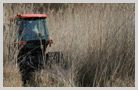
xmin=3 ymin=3 xmax=135 ymax=87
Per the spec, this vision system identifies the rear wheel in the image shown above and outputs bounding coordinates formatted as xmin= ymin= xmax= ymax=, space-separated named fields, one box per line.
xmin=18 ymin=53 xmax=44 ymax=86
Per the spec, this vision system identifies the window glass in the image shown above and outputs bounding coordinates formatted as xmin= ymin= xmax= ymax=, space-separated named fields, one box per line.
xmin=19 ymin=18 xmax=48 ymax=41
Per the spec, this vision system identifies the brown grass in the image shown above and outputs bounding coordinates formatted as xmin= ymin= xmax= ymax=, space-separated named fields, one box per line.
xmin=3 ymin=3 xmax=135 ymax=87
xmin=3 ymin=63 xmax=23 ymax=87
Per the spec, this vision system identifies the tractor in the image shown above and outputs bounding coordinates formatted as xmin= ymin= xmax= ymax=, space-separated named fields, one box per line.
xmin=10 ymin=13 xmax=65 ymax=86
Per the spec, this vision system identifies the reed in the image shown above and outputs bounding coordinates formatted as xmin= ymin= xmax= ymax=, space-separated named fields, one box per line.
xmin=3 ymin=3 xmax=135 ymax=87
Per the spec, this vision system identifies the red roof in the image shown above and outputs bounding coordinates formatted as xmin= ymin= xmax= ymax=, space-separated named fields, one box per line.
xmin=10 ymin=14 xmax=47 ymax=20
xmin=17 ymin=14 xmax=47 ymax=18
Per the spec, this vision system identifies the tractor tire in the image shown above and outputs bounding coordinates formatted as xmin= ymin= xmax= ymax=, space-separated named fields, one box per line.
xmin=18 ymin=53 xmax=44 ymax=86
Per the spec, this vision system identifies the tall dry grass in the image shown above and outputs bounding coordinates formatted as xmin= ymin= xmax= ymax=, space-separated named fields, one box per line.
xmin=3 ymin=3 xmax=135 ymax=87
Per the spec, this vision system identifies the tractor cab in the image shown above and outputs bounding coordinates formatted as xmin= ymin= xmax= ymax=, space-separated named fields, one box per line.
xmin=19 ymin=16 xmax=49 ymax=42
xmin=10 ymin=13 xmax=53 ymax=73
xmin=13 ymin=14 xmax=53 ymax=50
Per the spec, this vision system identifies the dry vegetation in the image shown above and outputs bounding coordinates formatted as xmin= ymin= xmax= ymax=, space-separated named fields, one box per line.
xmin=3 ymin=3 xmax=135 ymax=87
